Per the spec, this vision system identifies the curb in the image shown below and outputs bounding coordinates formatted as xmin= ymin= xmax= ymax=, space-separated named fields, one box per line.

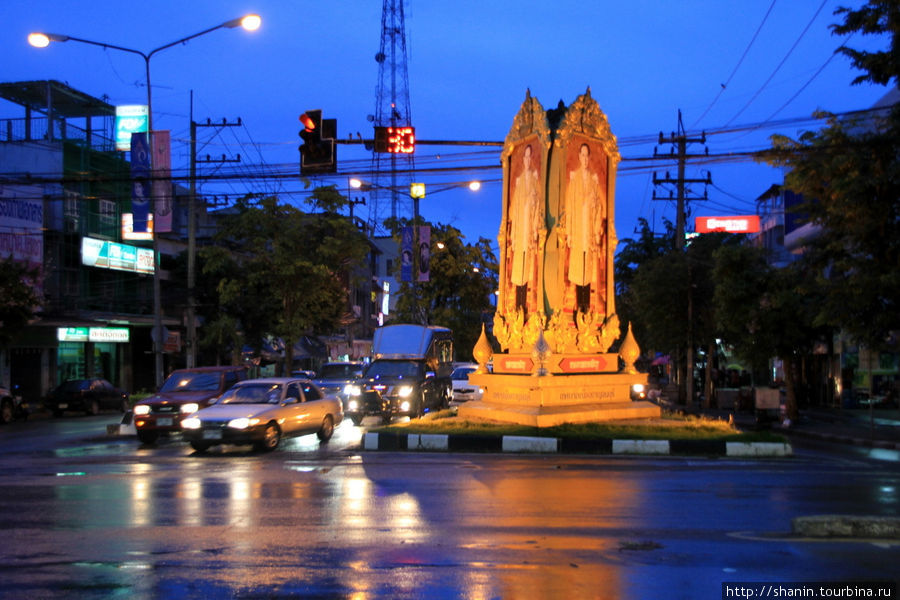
xmin=793 ymin=515 xmax=900 ymax=539
xmin=363 ymin=432 xmax=792 ymax=456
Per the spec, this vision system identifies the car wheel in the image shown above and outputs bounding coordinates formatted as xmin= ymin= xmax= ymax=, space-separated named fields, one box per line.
xmin=0 ymin=399 xmax=12 ymax=425
xmin=415 ymin=394 xmax=425 ymax=419
xmin=442 ymin=385 xmax=451 ymax=409
xmin=86 ymin=400 xmax=99 ymax=416
xmin=190 ymin=441 xmax=210 ymax=453
xmin=317 ymin=415 xmax=334 ymax=442
xmin=255 ymin=422 xmax=281 ymax=452
xmin=137 ymin=430 xmax=158 ymax=445
xmin=350 ymin=415 xmax=363 ymax=427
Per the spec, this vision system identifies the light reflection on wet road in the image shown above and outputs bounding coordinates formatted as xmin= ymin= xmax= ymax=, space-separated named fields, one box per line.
xmin=0 ymin=414 xmax=897 ymax=598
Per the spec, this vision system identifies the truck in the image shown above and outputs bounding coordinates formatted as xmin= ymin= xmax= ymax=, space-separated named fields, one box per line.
xmin=345 ymin=324 xmax=453 ymax=425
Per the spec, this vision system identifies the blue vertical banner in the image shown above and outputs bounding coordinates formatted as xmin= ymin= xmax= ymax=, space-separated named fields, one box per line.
xmin=130 ymin=131 xmax=151 ymax=233
xmin=400 ymin=226 xmax=413 ymax=282
xmin=417 ymin=225 xmax=431 ymax=282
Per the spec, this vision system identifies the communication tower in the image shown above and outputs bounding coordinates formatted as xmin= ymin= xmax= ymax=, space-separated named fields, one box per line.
xmin=369 ymin=0 xmax=415 ymax=230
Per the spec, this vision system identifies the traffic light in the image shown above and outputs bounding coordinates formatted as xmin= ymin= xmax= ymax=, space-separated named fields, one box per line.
xmin=299 ymin=110 xmax=337 ymax=174
xmin=373 ymin=125 xmax=415 ymax=153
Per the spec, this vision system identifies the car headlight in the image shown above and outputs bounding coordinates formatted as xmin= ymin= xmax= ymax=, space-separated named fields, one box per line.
xmin=180 ymin=403 xmax=199 ymax=414
xmin=400 ymin=400 xmax=411 ymax=412
xmin=347 ymin=399 xmax=359 ymax=411
xmin=228 ymin=417 xmax=261 ymax=430
xmin=397 ymin=385 xmax=414 ymax=398
xmin=181 ymin=417 xmax=202 ymax=430
xmin=133 ymin=405 xmax=150 ymax=416
xmin=344 ymin=384 xmax=362 ymax=396
xmin=631 ymin=383 xmax=645 ymax=394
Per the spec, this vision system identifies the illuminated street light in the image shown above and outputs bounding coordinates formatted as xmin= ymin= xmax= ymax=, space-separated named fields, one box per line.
xmin=29 ymin=15 xmax=261 ymax=386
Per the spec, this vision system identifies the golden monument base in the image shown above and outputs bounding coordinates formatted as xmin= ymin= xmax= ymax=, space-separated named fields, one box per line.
xmin=456 ymin=371 xmax=661 ymax=427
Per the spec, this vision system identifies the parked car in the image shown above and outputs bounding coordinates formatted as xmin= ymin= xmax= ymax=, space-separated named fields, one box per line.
xmin=0 ymin=385 xmax=28 ymax=424
xmin=45 ymin=378 xmax=129 ymax=417
xmin=132 ymin=366 xmax=248 ymax=445
xmin=449 ymin=363 xmax=483 ymax=405
xmin=312 ymin=362 xmax=365 ymax=407
xmin=180 ymin=377 xmax=343 ymax=452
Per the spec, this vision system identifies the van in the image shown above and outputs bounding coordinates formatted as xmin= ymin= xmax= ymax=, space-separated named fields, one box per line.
xmin=344 ymin=325 xmax=453 ymax=425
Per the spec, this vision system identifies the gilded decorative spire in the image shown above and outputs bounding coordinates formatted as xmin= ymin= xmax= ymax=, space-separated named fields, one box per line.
xmin=473 ymin=323 xmax=493 ymax=374
xmin=619 ymin=322 xmax=641 ymax=374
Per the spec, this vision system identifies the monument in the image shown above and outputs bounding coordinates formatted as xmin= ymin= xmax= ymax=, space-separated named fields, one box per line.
xmin=458 ymin=89 xmax=661 ymax=426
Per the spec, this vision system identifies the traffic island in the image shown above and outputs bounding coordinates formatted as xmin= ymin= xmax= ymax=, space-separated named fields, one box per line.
xmin=792 ymin=515 xmax=900 ymax=539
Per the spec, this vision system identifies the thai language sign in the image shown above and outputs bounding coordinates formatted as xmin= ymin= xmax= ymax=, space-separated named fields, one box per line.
xmin=0 ymin=184 xmax=43 ymax=270
xmin=695 ymin=215 xmax=760 ymax=234
xmin=82 ymin=237 xmax=154 ymax=274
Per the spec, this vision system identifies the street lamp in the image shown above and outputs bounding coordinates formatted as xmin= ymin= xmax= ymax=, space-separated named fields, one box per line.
xmin=30 ymin=15 xmax=261 ymax=387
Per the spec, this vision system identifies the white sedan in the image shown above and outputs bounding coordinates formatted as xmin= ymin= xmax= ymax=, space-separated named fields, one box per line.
xmin=180 ymin=377 xmax=343 ymax=452
xmin=450 ymin=364 xmax=483 ymax=405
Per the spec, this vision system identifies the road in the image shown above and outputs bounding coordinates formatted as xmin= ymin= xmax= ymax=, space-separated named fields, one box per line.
xmin=0 ymin=414 xmax=897 ymax=599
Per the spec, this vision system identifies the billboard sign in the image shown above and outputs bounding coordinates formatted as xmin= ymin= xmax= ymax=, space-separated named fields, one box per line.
xmin=82 ymin=237 xmax=154 ymax=274
xmin=115 ymin=104 xmax=148 ymax=151
xmin=695 ymin=215 xmax=760 ymax=234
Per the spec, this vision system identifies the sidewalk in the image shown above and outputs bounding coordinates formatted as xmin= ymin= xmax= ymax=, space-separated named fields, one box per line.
xmin=683 ymin=400 xmax=900 ymax=451
xmin=780 ymin=406 xmax=900 ymax=450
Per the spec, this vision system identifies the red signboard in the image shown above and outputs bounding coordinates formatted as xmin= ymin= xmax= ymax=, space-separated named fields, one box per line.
xmin=495 ymin=356 xmax=533 ymax=373
xmin=695 ymin=215 xmax=760 ymax=234
xmin=558 ymin=356 xmax=609 ymax=373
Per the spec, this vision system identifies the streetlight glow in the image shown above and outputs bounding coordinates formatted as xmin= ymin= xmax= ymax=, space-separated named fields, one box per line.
xmin=240 ymin=14 xmax=262 ymax=31
xmin=468 ymin=181 xmax=482 ymax=192
xmin=27 ymin=33 xmax=51 ymax=48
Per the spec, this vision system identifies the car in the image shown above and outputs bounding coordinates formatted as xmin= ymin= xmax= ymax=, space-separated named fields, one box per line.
xmin=180 ymin=377 xmax=343 ymax=452
xmin=45 ymin=378 xmax=129 ymax=417
xmin=449 ymin=363 xmax=483 ymax=405
xmin=312 ymin=362 xmax=365 ymax=406
xmin=132 ymin=366 xmax=248 ymax=445
xmin=0 ymin=385 xmax=28 ymax=424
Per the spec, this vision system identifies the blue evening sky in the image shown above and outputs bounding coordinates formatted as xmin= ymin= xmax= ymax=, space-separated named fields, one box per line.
xmin=2 ymin=1 xmax=889 ymax=250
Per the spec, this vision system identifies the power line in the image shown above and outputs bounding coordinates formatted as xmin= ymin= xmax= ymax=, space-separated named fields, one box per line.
xmin=723 ymin=0 xmax=828 ymax=127
xmin=692 ymin=0 xmax=778 ymax=128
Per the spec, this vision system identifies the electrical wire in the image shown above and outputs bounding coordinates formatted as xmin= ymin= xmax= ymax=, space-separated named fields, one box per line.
xmin=723 ymin=0 xmax=828 ymax=127
xmin=692 ymin=0 xmax=778 ymax=129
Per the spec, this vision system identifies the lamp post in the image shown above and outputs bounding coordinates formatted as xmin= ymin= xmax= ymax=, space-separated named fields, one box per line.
xmin=30 ymin=15 xmax=261 ymax=388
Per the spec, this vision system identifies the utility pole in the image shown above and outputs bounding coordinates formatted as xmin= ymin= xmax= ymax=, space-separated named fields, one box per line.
xmin=652 ymin=110 xmax=711 ymax=408
xmin=187 ymin=113 xmax=242 ymax=367
xmin=652 ymin=110 xmax=711 ymax=249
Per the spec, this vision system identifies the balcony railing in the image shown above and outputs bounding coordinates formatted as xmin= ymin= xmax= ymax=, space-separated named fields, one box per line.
xmin=0 ymin=116 xmax=116 ymax=153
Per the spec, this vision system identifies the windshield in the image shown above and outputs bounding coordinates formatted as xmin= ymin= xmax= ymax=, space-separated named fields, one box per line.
xmin=318 ymin=364 xmax=362 ymax=379
xmin=364 ymin=361 xmax=421 ymax=379
xmin=451 ymin=367 xmax=476 ymax=380
xmin=218 ymin=383 xmax=282 ymax=405
xmin=61 ymin=380 xmax=90 ymax=392
xmin=159 ymin=371 xmax=221 ymax=393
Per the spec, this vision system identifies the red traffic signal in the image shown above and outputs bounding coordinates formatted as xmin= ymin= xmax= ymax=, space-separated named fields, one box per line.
xmin=299 ymin=110 xmax=336 ymax=174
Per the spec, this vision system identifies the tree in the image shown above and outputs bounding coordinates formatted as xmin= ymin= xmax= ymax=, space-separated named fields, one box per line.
xmin=623 ymin=233 xmax=734 ymax=406
xmin=0 ymin=258 xmax=41 ymax=347
xmin=713 ymin=244 xmax=827 ymax=421
xmin=207 ymin=190 xmax=370 ymax=373
xmin=763 ymin=1 xmax=900 ymax=351
xmin=388 ymin=220 xmax=498 ymax=361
